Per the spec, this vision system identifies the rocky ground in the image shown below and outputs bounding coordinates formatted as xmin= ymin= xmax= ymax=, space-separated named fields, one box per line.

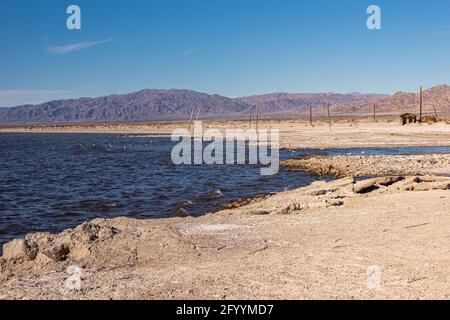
xmin=282 ymin=154 xmax=450 ymax=178
xmin=1 ymin=175 xmax=449 ymax=300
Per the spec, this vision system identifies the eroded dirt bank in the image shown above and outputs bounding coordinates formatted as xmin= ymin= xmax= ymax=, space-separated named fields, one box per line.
xmin=1 ymin=176 xmax=449 ymax=300
xmin=282 ymin=154 xmax=450 ymax=178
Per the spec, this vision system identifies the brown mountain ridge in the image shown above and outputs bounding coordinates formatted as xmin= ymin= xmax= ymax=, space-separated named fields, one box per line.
xmin=0 ymin=85 xmax=449 ymax=125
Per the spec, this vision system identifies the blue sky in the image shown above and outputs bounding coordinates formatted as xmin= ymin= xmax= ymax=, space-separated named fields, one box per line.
xmin=2 ymin=0 xmax=450 ymax=107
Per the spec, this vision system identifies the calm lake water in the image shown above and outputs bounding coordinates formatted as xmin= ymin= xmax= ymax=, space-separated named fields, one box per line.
xmin=0 ymin=133 xmax=318 ymax=246
xmin=0 ymin=133 xmax=449 ymax=246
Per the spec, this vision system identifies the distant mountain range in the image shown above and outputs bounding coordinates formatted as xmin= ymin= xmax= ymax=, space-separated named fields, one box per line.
xmin=0 ymin=89 xmax=249 ymax=125
xmin=239 ymin=92 xmax=387 ymax=113
xmin=360 ymin=85 xmax=450 ymax=116
xmin=1 ymin=85 xmax=449 ymax=125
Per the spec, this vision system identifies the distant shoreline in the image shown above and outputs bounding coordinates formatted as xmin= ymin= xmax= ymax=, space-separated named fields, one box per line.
xmin=1 ymin=119 xmax=450 ymax=150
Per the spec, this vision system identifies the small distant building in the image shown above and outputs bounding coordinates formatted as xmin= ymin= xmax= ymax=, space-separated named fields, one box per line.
xmin=400 ymin=113 xmax=417 ymax=125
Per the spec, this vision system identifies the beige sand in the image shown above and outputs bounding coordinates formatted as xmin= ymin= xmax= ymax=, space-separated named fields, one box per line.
xmin=1 ymin=175 xmax=449 ymax=300
xmin=282 ymin=154 xmax=450 ymax=177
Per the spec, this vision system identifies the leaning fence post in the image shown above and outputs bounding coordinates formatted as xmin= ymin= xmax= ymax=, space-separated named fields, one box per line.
xmin=327 ymin=103 xmax=331 ymax=131
xmin=187 ymin=105 xmax=195 ymax=133
xmin=256 ymin=103 xmax=260 ymax=132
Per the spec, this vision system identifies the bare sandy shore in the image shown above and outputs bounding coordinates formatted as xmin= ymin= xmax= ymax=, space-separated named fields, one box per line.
xmin=1 ymin=175 xmax=449 ymax=300
xmin=2 ymin=119 xmax=450 ymax=149
xmin=282 ymin=154 xmax=450 ymax=177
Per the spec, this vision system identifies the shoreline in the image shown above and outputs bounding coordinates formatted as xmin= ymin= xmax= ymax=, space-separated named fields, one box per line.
xmin=282 ymin=154 xmax=450 ymax=178
xmin=2 ymin=119 xmax=450 ymax=150
xmin=1 ymin=120 xmax=450 ymax=299
xmin=3 ymin=129 xmax=450 ymax=152
xmin=1 ymin=174 xmax=449 ymax=299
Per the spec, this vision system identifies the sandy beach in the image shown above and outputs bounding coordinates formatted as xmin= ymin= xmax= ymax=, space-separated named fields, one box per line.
xmin=1 ymin=120 xmax=450 ymax=300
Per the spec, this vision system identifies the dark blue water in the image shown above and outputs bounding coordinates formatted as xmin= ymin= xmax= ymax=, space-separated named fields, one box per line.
xmin=0 ymin=133 xmax=321 ymax=246
xmin=1 ymin=133 xmax=449 ymax=246
xmin=288 ymin=146 xmax=450 ymax=157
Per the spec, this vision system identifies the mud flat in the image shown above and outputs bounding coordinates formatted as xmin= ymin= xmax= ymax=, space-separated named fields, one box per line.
xmin=282 ymin=154 xmax=450 ymax=178
xmin=1 ymin=175 xmax=450 ymax=300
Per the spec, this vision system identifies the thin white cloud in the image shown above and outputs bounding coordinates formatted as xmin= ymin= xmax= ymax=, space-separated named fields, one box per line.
xmin=0 ymin=90 xmax=79 ymax=108
xmin=47 ymin=38 xmax=112 ymax=55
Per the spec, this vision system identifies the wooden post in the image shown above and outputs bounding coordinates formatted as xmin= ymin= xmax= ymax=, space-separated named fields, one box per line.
xmin=256 ymin=103 xmax=260 ymax=132
xmin=419 ymin=85 xmax=423 ymax=122
xmin=373 ymin=104 xmax=376 ymax=121
xmin=433 ymin=104 xmax=439 ymax=120
xmin=195 ymin=107 xmax=201 ymax=121
xmin=327 ymin=103 xmax=331 ymax=131
xmin=309 ymin=106 xmax=313 ymax=127
xmin=187 ymin=106 xmax=195 ymax=133
xmin=249 ymin=107 xmax=253 ymax=129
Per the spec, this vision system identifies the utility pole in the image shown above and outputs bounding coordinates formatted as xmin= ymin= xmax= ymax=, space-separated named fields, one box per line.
xmin=310 ymin=106 xmax=313 ymax=127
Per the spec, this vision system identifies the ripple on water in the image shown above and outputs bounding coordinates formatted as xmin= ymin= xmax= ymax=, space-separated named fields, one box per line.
xmin=1 ymin=133 xmax=447 ymax=246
